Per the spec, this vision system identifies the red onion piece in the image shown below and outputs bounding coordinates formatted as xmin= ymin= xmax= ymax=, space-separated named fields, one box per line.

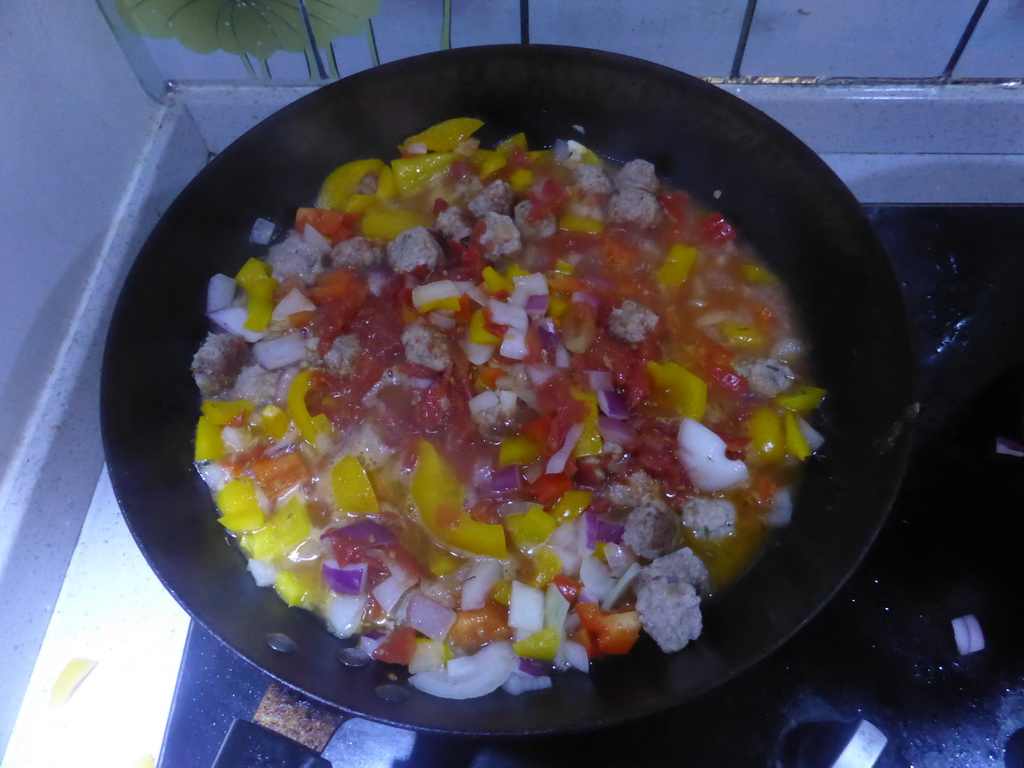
xmin=516 ymin=657 xmax=550 ymax=677
xmin=587 ymin=370 xmax=613 ymax=392
xmin=482 ymin=465 xmax=522 ymax=496
xmin=570 ymin=292 xmax=600 ymax=310
xmin=252 ymin=333 xmax=307 ymax=370
xmin=584 ymin=510 xmax=625 ymax=549
xmin=323 ymin=519 xmax=397 ymax=547
xmin=406 ymin=593 xmax=458 ymax=641
xmin=323 ymin=560 xmax=367 ymax=595
xmin=546 ymin=423 xmax=584 ymax=474
xmin=597 ymin=415 xmax=633 ymax=445
xmin=207 ymin=274 xmax=237 ymax=314
xmin=596 ymin=390 xmax=629 ymax=420
xmin=525 ymin=294 xmax=549 ymax=315
xmin=996 ymin=436 xmax=1024 ymax=457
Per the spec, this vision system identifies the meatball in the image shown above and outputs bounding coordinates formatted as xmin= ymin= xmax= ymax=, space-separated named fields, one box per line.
xmin=402 ymin=323 xmax=452 ymax=372
xmin=192 ymin=332 xmax=248 ymax=397
xmin=636 ymin=577 xmax=702 ymax=652
xmin=574 ymin=164 xmax=613 ymax=195
xmin=622 ymin=503 xmax=679 ymax=560
xmin=608 ymin=300 xmax=659 ymax=344
xmin=682 ymin=498 xmax=736 ymax=539
xmin=636 ymin=547 xmax=709 ymax=594
xmin=605 ymin=470 xmax=662 ymax=511
xmin=744 ymin=358 xmax=795 ymax=396
xmin=328 ymin=236 xmax=384 ymax=270
xmin=608 ymin=188 xmax=661 ymax=228
xmin=436 ymin=204 xmax=474 ymax=241
xmin=323 ymin=333 xmax=359 ymax=376
xmin=231 ymin=364 xmax=280 ymax=404
xmin=614 ymin=159 xmax=659 ymax=193
xmin=513 ymin=200 xmax=556 ymax=240
xmin=386 ymin=227 xmax=442 ymax=274
xmin=266 ymin=230 xmax=328 ymax=283
xmin=478 ymin=212 xmax=522 ymax=261
xmin=468 ymin=180 xmax=514 ymax=218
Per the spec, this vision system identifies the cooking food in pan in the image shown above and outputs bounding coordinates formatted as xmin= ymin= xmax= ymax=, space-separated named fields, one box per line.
xmin=190 ymin=118 xmax=827 ymax=699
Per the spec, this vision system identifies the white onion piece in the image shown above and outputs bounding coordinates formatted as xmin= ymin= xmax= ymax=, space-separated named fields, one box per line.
xmin=220 ymin=426 xmax=252 ymax=452
xmin=468 ymin=389 xmax=500 ymax=415
xmin=587 ymin=370 xmax=613 ymax=392
xmin=546 ymin=423 xmax=584 ymax=475
xmin=249 ymin=217 xmax=276 ymax=244
xmin=797 ymin=415 xmax=826 ymax=452
xmin=554 ymin=639 xmax=590 ymax=673
xmin=552 ymin=139 xmax=570 ymax=162
xmin=526 ymin=365 xmax=557 ymax=387
xmin=427 ymin=311 xmax=456 ymax=329
xmin=301 ymin=221 xmax=331 ymax=252
xmin=271 ymin=288 xmax=315 ymax=323
xmin=465 ymin=285 xmax=490 ymax=306
xmin=408 ymin=639 xmax=446 ymax=674
xmin=412 ymin=280 xmax=462 ymax=311
xmin=603 ymin=543 xmax=637 ymax=577
xmin=489 ymin=299 xmax=529 ymax=331
xmin=461 ymin=559 xmax=502 ymax=610
xmin=767 ymin=486 xmax=794 ymax=527
xmin=252 ymin=333 xmax=307 ymax=370
xmin=830 ymin=719 xmax=888 ymax=768
xmin=996 ymin=436 xmax=1024 ymax=457
xmin=513 ymin=273 xmax=549 ymax=296
xmin=324 ymin=593 xmax=367 ymax=638
xmin=952 ymin=614 xmax=985 ymax=655
xmin=543 ymin=584 xmax=571 ymax=634
xmin=677 ymin=418 xmax=749 ymax=492
xmin=579 ymin=556 xmax=614 ymax=603
xmin=207 ymin=274 xmax=237 ymax=314
xmin=208 ymin=306 xmax=265 ymax=342
xmin=509 ymin=581 xmax=545 ymax=639
xmin=500 ymin=326 xmax=529 ymax=360
xmin=497 ymin=390 xmax=517 ymax=416
xmin=359 ymin=634 xmax=385 ymax=656
xmin=367 ymin=269 xmax=391 ymax=297
xmin=502 ymin=670 xmax=553 ymax=695
xmin=464 ymin=340 xmax=495 ymax=366
xmin=410 ymin=641 xmax=516 ymax=700
xmin=247 ymin=559 xmax=278 ymax=587
xmin=406 ymin=594 xmax=457 ymax=641
xmin=600 ymin=562 xmax=642 ymax=611
xmin=555 ymin=346 xmax=571 ymax=368
xmin=371 ymin=572 xmax=415 ymax=615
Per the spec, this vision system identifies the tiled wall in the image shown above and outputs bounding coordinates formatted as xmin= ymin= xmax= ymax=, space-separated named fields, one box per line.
xmin=102 ymin=0 xmax=1021 ymax=96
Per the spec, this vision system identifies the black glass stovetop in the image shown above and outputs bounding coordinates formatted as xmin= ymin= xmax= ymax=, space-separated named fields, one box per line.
xmin=159 ymin=205 xmax=1024 ymax=768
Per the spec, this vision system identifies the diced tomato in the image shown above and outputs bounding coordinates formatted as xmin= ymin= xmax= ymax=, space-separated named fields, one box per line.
xmin=601 ymin=235 xmax=637 ymax=276
xmin=250 ymin=452 xmax=309 ymax=499
xmin=571 ymin=624 xmax=602 ymax=659
xmin=433 ymin=197 xmax=450 ymax=215
xmin=634 ymin=420 xmax=691 ymax=493
xmin=503 ymin=146 xmax=532 ymax=173
xmin=659 ymin=192 xmax=692 ymax=227
xmin=699 ymin=213 xmax=737 ymax=243
xmin=373 ymin=626 xmax=419 ymax=665
xmin=445 ymin=240 xmax=486 ymax=282
xmin=753 ymin=474 xmax=776 ymax=504
xmin=707 ymin=365 xmax=748 ymax=395
xmin=447 ymin=604 xmax=513 ymax=652
xmin=553 ymin=574 xmax=583 ymax=604
xmin=449 ymin=159 xmax=474 ymax=182
xmin=295 ymin=208 xmax=358 ymax=244
xmin=274 ymin=275 xmax=305 ymax=302
xmin=522 ymin=414 xmax=553 ymax=450
xmin=478 ymin=365 xmax=505 ymax=389
xmin=308 ymin=268 xmax=365 ymax=304
xmin=527 ymin=178 xmax=569 ymax=220
xmin=348 ymin=294 xmax=405 ymax=365
xmin=576 ymin=603 xmax=642 ymax=655
xmin=529 ymin=474 xmax=573 ymax=505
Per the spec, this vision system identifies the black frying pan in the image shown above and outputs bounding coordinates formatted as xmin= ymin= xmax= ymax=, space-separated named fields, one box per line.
xmin=101 ymin=45 xmax=914 ymax=736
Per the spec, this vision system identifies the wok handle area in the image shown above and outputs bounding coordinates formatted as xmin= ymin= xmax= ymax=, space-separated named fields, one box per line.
xmin=211 ymin=681 xmax=345 ymax=768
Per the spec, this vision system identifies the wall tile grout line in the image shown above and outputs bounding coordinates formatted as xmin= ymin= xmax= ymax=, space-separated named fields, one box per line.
xmin=731 ymin=0 xmax=759 ymax=80
xmin=941 ymin=0 xmax=991 ymax=82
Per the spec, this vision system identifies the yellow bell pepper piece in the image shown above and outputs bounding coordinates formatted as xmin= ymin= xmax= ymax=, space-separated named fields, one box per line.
xmin=201 ymin=399 xmax=253 ymax=426
xmin=551 ymin=490 xmax=592 ymax=521
xmin=553 ymin=260 xmax=576 ymax=275
xmin=331 ymin=455 xmax=378 ymax=514
xmin=647 ymin=361 xmax=707 ymax=421
xmin=594 ymin=541 xmax=608 ymax=561
xmin=260 ymin=404 xmax=290 ymax=440
xmin=509 ymin=168 xmax=534 ymax=194
xmin=748 ymin=408 xmax=785 ymax=464
xmin=558 ymin=215 xmax=604 ymax=236
xmin=785 ymin=411 xmax=813 ymax=460
xmin=235 ymin=258 xmax=277 ymax=332
xmin=316 ymin=158 xmax=386 ymax=210
xmin=571 ymin=390 xmax=602 ymax=457
xmin=235 ymin=257 xmax=273 ymax=289
xmin=657 ymin=244 xmax=698 ymax=286
xmin=402 ymin=117 xmax=484 ymax=153
xmin=428 ymin=549 xmax=462 ymax=576
xmin=496 ymin=132 xmax=528 ymax=155
xmin=742 ymin=263 xmax=778 ymax=284
xmin=492 ymin=578 xmax=512 ymax=606
xmin=527 ymin=547 xmax=562 ymax=589
xmin=195 ymin=415 xmax=223 ymax=462
xmin=498 ymin=435 xmax=540 ymax=467
xmin=343 ymin=194 xmax=380 ymax=215
xmin=777 ymin=386 xmax=828 ymax=414
xmin=719 ymin=322 xmax=767 ymax=350
xmin=418 ymin=295 xmax=461 ymax=313
xmin=474 ymin=149 xmax=507 ymax=178
xmin=287 ymin=370 xmax=331 ymax=445
xmin=482 ymin=266 xmax=514 ymax=295
xmin=375 ymin=166 xmax=397 ymax=200
xmin=241 ymin=495 xmax=313 ymax=561
xmin=513 ymin=626 xmax=560 ymax=660
xmin=361 ymin=208 xmax=431 ymax=240
xmin=505 ymin=264 xmax=531 ymax=280
xmin=505 ymin=505 xmax=557 ymax=549
xmin=548 ymin=294 xmax=569 ymax=319
xmin=469 ymin=309 xmax=502 ymax=346
xmin=569 ymin=141 xmax=601 ymax=165
xmin=274 ymin=568 xmax=322 ymax=608
xmin=50 ymin=657 xmax=97 ymax=708
xmin=412 ymin=440 xmax=507 ymax=558
xmin=391 ymin=152 xmax=457 ymax=197
xmin=216 ymin=479 xmax=265 ymax=532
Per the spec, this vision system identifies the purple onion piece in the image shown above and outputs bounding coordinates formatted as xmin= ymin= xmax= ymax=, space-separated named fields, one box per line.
xmin=587 ymin=370 xmax=613 ymax=392
xmin=597 ymin=415 xmax=633 ymax=446
xmin=596 ymin=390 xmax=629 ymax=420
xmin=584 ymin=510 xmax=599 ymax=550
xmin=516 ymin=657 xmax=551 ymax=677
xmin=405 ymin=593 xmax=457 ymax=641
xmin=525 ymin=294 xmax=549 ymax=315
xmin=596 ymin=519 xmax=625 ymax=544
xmin=323 ymin=519 xmax=398 ymax=547
xmin=996 ymin=436 xmax=1024 ymax=457
xmin=323 ymin=560 xmax=367 ymax=595
xmin=482 ymin=465 xmax=522 ymax=497
xmin=535 ymin=319 xmax=560 ymax=349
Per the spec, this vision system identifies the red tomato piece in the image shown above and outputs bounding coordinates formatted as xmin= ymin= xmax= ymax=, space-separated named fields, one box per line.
xmin=250 ymin=452 xmax=309 ymax=499
xmin=553 ymin=574 xmax=583 ymax=604
xmin=530 ymin=474 xmax=573 ymax=505
xmin=528 ymin=178 xmax=569 ymax=220
xmin=659 ymin=192 xmax=692 ymax=227
xmin=575 ymin=603 xmax=642 ymax=655
xmin=373 ymin=626 xmax=419 ymax=665
xmin=699 ymin=213 xmax=737 ymax=243
xmin=295 ymin=208 xmax=358 ymax=244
